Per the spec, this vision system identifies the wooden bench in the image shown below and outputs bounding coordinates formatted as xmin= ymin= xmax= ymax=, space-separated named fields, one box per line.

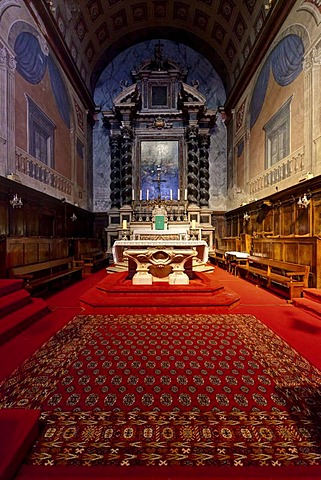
xmin=81 ymin=251 xmax=110 ymax=273
xmin=237 ymin=256 xmax=310 ymax=301
xmin=9 ymin=257 xmax=83 ymax=294
xmin=209 ymin=249 xmax=227 ymax=269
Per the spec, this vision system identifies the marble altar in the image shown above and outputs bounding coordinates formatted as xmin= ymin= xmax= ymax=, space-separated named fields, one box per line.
xmin=112 ymin=239 xmax=209 ymax=285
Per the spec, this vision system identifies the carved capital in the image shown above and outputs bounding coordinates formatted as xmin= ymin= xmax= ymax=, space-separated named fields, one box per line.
xmin=0 ymin=43 xmax=7 ymax=66
xmin=303 ymin=45 xmax=321 ymax=70
xmin=0 ymin=44 xmax=16 ymax=70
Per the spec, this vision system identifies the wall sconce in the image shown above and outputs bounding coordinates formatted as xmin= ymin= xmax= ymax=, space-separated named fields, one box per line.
xmin=297 ymin=192 xmax=310 ymax=209
xmin=10 ymin=194 xmax=23 ymax=208
xmin=70 ymin=213 xmax=77 ymax=222
xmin=243 ymin=212 xmax=250 ymax=221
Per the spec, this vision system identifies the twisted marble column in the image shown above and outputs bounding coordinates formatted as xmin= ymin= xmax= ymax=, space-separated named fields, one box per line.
xmin=109 ymin=134 xmax=121 ymax=208
xmin=120 ymin=127 xmax=133 ymax=206
xmin=186 ymin=126 xmax=199 ymax=205
xmin=199 ymin=133 xmax=210 ymax=207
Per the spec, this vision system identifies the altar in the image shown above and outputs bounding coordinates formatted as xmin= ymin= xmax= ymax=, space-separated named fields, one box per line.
xmin=112 ymin=239 xmax=209 ymax=285
xmin=132 ymin=228 xmax=190 ymax=241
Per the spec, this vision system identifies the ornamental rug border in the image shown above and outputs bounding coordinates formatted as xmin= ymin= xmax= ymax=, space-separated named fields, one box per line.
xmin=2 ymin=313 xmax=321 ymax=468
xmin=1 ymin=314 xmax=321 ymax=416
xmin=27 ymin=409 xmax=321 ymax=467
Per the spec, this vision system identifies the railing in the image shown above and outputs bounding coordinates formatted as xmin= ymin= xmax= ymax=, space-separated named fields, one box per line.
xmin=15 ymin=147 xmax=72 ymax=195
xmin=249 ymin=146 xmax=305 ymax=196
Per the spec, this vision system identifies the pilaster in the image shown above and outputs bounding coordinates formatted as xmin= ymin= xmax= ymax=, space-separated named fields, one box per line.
xmin=303 ymin=43 xmax=321 ymax=177
xmin=0 ymin=43 xmax=16 ymax=176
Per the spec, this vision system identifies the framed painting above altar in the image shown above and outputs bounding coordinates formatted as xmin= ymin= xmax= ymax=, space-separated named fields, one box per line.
xmin=140 ymin=140 xmax=179 ymax=200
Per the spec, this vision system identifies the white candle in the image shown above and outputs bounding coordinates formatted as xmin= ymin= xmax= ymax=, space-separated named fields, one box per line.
xmin=132 ymin=190 xmax=135 ymax=201
xmin=140 ymin=189 xmax=142 ymax=201
xmin=122 ymin=220 xmax=127 ymax=230
xmin=146 ymin=189 xmax=149 ymax=201
xmin=184 ymin=189 xmax=187 ymax=201
xmin=177 ymin=188 xmax=180 ymax=201
xmin=170 ymin=189 xmax=172 ymax=200
xmin=191 ymin=220 xmax=196 ymax=229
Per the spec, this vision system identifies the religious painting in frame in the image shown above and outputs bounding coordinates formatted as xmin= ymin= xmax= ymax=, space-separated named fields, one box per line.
xmin=139 ymin=139 xmax=180 ymax=201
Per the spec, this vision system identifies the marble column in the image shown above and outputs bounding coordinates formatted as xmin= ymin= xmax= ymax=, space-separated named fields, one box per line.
xmin=186 ymin=125 xmax=199 ymax=205
xmin=0 ymin=43 xmax=16 ymax=177
xmin=120 ymin=127 xmax=133 ymax=206
xmin=199 ymin=133 xmax=210 ymax=207
xmin=110 ymin=133 xmax=121 ymax=208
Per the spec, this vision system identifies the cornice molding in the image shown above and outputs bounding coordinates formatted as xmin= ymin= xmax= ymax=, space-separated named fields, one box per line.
xmin=225 ymin=0 xmax=297 ymax=112
xmin=24 ymin=0 xmax=95 ymax=112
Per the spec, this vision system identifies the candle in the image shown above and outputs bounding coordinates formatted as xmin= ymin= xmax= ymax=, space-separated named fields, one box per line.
xmin=177 ymin=188 xmax=180 ymax=201
xmin=191 ymin=220 xmax=196 ymax=229
xmin=184 ymin=189 xmax=187 ymax=201
xmin=132 ymin=190 xmax=135 ymax=201
xmin=140 ymin=189 xmax=142 ymax=201
xmin=146 ymin=189 xmax=149 ymax=201
xmin=170 ymin=189 xmax=172 ymax=200
xmin=122 ymin=220 xmax=127 ymax=230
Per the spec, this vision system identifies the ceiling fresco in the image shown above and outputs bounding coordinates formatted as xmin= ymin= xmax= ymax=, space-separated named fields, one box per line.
xmin=26 ymin=0 xmax=296 ymax=104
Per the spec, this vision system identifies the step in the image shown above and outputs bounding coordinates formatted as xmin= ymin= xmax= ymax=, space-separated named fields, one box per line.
xmin=0 ymin=409 xmax=40 ymax=480
xmin=80 ymin=287 xmax=239 ymax=310
xmin=292 ymin=297 xmax=321 ymax=320
xmin=0 ymin=299 xmax=49 ymax=345
xmin=0 ymin=289 xmax=31 ymax=318
xmin=303 ymin=288 xmax=321 ymax=304
xmin=0 ymin=279 xmax=24 ymax=296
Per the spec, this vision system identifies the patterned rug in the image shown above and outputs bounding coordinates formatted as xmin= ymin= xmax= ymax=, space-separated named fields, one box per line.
xmin=1 ymin=313 xmax=321 ymax=468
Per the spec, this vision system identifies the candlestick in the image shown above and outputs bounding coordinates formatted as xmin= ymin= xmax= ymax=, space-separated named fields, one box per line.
xmin=132 ymin=189 xmax=135 ymax=201
xmin=177 ymin=188 xmax=180 ymax=201
xmin=184 ymin=189 xmax=187 ymax=201
xmin=191 ymin=220 xmax=196 ymax=229
xmin=146 ymin=189 xmax=149 ymax=201
xmin=140 ymin=189 xmax=142 ymax=201
xmin=122 ymin=220 xmax=127 ymax=230
xmin=170 ymin=189 xmax=172 ymax=200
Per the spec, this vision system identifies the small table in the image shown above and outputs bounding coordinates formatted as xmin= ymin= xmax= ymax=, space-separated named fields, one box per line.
xmin=225 ymin=251 xmax=249 ymax=275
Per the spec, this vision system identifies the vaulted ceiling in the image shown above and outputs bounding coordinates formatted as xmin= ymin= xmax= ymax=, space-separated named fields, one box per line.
xmin=26 ymin=0 xmax=296 ymax=111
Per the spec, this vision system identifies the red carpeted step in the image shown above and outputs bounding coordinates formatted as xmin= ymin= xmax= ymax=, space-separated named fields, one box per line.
xmin=0 ymin=299 xmax=49 ymax=345
xmin=81 ymin=290 xmax=238 ymax=307
xmin=0 ymin=279 xmax=25 ymax=296
xmin=303 ymin=288 xmax=321 ymax=304
xmin=293 ymin=297 xmax=321 ymax=320
xmin=80 ymin=271 xmax=240 ymax=311
xmin=0 ymin=408 xmax=40 ymax=480
xmin=0 ymin=289 xmax=32 ymax=318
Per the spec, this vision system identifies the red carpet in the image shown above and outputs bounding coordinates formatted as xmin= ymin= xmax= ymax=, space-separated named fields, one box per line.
xmin=80 ymin=271 xmax=240 ymax=312
xmin=1 ymin=313 xmax=321 ymax=469
xmin=0 ymin=409 xmax=40 ymax=480
xmin=1 ymin=267 xmax=321 ymax=478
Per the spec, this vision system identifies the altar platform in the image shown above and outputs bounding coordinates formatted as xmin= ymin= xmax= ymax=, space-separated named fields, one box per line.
xmin=79 ymin=271 xmax=240 ymax=313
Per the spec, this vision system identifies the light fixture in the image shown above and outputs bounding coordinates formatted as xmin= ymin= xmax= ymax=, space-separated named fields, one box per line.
xmin=45 ymin=0 xmax=56 ymax=13
xmin=70 ymin=213 xmax=77 ymax=222
xmin=243 ymin=212 xmax=250 ymax=221
xmin=297 ymin=193 xmax=310 ymax=209
xmin=264 ymin=0 xmax=273 ymax=11
xmin=10 ymin=194 xmax=23 ymax=208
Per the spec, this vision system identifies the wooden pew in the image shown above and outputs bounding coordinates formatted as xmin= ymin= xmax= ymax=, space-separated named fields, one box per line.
xmin=9 ymin=257 xmax=83 ymax=294
xmin=237 ymin=256 xmax=310 ymax=301
xmin=81 ymin=251 xmax=111 ymax=273
xmin=209 ymin=248 xmax=227 ymax=268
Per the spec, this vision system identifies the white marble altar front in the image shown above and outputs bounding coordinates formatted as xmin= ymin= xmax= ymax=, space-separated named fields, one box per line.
xmin=132 ymin=228 xmax=189 ymax=240
xmin=112 ymin=240 xmax=209 ymax=285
